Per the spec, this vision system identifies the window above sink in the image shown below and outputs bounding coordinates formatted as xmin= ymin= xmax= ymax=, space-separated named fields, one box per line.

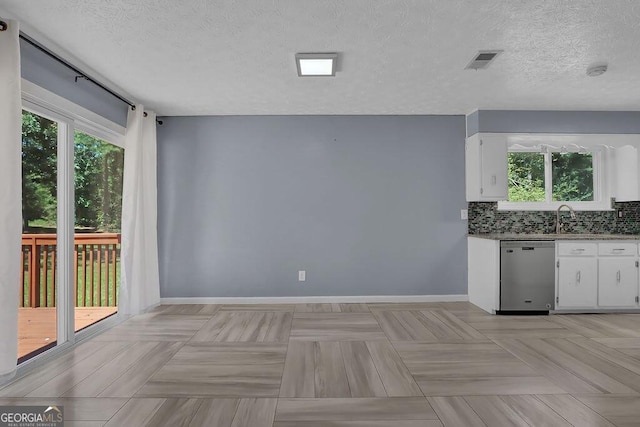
xmin=466 ymin=132 xmax=640 ymax=208
xmin=499 ymin=145 xmax=608 ymax=211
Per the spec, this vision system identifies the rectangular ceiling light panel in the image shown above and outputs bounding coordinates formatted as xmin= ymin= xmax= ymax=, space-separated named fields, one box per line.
xmin=296 ymin=53 xmax=338 ymax=76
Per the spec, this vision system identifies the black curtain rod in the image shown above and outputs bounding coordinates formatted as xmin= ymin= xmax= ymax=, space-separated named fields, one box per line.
xmin=19 ymin=32 xmax=137 ymax=110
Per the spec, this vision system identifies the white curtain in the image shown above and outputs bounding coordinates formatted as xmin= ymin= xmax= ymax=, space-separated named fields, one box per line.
xmin=0 ymin=19 xmax=22 ymax=383
xmin=120 ymin=106 xmax=161 ymax=315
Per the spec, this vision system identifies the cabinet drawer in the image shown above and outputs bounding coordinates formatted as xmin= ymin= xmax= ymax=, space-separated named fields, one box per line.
xmin=557 ymin=242 xmax=597 ymax=256
xmin=598 ymin=243 xmax=638 ymax=256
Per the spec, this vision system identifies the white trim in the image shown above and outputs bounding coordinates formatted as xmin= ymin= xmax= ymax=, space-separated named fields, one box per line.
xmin=74 ymin=311 xmax=125 ymax=342
xmin=161 ymin=295 xmax=469 ymax=305
xmin=499 ymin=135 xmax=614 ymax=211
xmin=481 ymin=132 xmax=640 ymax=148
xmin=56 ymin=118 xmax=75 ymax=348
xmin=543 ymin=150 xmax=551 ymax=202
xmin=75 ymin=120 xmax=125 ymax=149
xmin=464 ymin=111 xmax=469 ymax=138
xmin=22 ymin=99 xmax=74 ymax=125
xmin=22 ymin=79 xmax=125 ymax=144
xmin=497 ymin=201 xmax=614 ymax=212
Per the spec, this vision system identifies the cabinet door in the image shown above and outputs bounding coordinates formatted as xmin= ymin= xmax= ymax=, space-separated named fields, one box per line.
xmin=480 ymin=136 xmax=508 ymax=200
xmin=613 ymin=145 xmax=640 ymax=202
xmin=557 ymin=257 xmax=597 ymax=308
xmin=598 ymin=258 xmax=639 ymax=307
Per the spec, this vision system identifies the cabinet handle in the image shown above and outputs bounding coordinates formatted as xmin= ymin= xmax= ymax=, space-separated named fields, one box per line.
xmin=576 ymin=271 xmax=581 ymax=283
xmin=572 ymin=249 xmax=585 ymax=253
xmin=612 ymin=248 xmax=625 ymax=253
xmin=491 ymin=175 xmax=496 ymax=185
xmin=617 ymin=270 xmax=621 ymax=283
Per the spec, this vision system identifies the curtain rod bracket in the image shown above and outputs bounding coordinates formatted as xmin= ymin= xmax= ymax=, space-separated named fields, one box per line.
xmin=140 ymin=112 xmax=163 ymax=125
xmin=0 ymin=21 xmax=7 ymax=31
xmin=19 ymin=32 xmax=136 ymax=109
xmin=138 ymin=109 xmax=163 ymax=124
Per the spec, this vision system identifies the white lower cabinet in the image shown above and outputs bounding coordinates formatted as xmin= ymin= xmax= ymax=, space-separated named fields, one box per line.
xmin=556 ymin=241 xmax=640 ymax=310
xmin=557 ymin=257 xmax=598 ymax=308
xmin=598 ymin=258 xmax=639 ymax=307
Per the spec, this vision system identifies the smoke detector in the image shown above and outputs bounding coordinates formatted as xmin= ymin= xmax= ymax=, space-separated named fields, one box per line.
xmin=586 ymin=63 xmax=608 ymax=77
xmin=465 ymin=50 xmax=503 ymax=70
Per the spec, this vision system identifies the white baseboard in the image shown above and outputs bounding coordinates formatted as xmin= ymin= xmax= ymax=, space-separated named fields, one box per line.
xmin=160 ymin=294 xmax=468 ymax=305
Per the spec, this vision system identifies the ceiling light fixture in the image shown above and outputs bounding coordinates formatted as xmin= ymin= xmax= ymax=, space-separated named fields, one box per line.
xmin=296 ymin=53 xmax=338 ymax=77
xmin=586 ymin=63 xmax=608 ymax=77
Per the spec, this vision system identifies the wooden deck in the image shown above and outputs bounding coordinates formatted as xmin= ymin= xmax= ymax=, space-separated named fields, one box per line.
xmin=18 ymin=307 xmax=118 ymax=359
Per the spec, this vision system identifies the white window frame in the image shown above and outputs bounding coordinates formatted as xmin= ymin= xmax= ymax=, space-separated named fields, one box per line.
xmin=22 ymin=79 xmax=125 ymax=146
xmin=494 ymin=133 xmax=630 ymax=212
xmin=499 ymin=147 xmax=608 ymax=211
xmin=16 ymin=80 xmax=126 ymax=375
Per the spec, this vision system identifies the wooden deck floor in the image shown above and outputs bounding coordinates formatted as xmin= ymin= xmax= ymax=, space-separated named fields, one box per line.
xmin=18 ymin=307 xmax=118 ymax=359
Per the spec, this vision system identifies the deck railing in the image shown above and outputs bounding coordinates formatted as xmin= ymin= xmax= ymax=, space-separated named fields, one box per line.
xmin=20 ymin=233 xmax=121 ymax=308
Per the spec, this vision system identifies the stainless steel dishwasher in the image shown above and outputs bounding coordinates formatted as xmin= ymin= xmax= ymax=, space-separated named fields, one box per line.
xmin=500 ymin=241 xmax=555 ymax=313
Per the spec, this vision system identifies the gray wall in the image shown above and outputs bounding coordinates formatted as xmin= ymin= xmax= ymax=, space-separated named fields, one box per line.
xmin=21 ymin=39 xmax=128 ymax=127
xmin=157 ymin=116 xmax=467 ymax=298
xmin=466 ymin=110 xmax=640 ymax=136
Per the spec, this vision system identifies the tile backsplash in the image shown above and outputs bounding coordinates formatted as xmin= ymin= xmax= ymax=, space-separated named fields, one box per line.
xmin=468 ymin=201 xmax=640 ymax=235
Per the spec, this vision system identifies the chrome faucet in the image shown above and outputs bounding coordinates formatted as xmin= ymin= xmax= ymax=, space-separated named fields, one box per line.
xmin=556 ymin=204 xmax=576 ymax=234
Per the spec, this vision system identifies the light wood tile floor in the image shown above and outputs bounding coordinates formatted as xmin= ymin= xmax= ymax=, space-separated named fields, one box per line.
xmin=2 ymin=302 xmax=640 ymax=426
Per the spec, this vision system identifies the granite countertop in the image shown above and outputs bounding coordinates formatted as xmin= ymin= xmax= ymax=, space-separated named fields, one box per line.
xmin=469 ymin=233 xmax=640 ymax=241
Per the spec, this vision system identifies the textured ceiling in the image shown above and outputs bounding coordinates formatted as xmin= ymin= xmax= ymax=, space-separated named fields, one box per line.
xmin=1 ymin=0 xmax=640 ymax=115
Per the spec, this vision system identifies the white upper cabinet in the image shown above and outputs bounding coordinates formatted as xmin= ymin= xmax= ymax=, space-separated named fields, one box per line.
xmin=613 ymin=145 xmax=640 ymax=202
xmin=465 ymin=134 xmax=508 ymax=201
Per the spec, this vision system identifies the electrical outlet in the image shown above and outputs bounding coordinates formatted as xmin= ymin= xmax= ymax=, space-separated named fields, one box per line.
xmin=461 ymin=209 xmax=468 ymax=220
xmin=298 ymin=270 xmax=306 ymax=282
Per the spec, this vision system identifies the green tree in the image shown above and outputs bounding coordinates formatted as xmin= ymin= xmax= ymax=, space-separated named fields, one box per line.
xmin=508 ymin=151 xmax=594 ymax=202
xmin=508 ymin=152 xmax=545 ymax=202
xmin=21 ymin=111 xmax=124 ymax=233
xmin=74 ymin=132 xmax=124 ymax=232
xmin=21 ymin=111 xmax=58 ymax=230
xmin=552 ymin=153 xmax=593 ymax=201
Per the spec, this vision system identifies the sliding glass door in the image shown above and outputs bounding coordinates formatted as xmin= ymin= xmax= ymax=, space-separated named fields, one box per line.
xmin=18 ymin=103 xmax=124 ymax=364
xmin=19 ymin=110 xmax=60 ymax=363
xmin=74 ymin=130 xmax=123 ymax=331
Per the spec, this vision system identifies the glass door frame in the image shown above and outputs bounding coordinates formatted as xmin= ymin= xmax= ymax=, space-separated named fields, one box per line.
xmin=18 ymin=86 xmax=125 ymax=371
xmin=22 ymin=100 xmax=75 ymax=354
